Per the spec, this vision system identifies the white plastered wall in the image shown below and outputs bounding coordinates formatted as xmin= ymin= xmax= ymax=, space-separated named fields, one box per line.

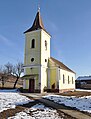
xmin=59 ymin=69 xmax=76 ymax=90
xmin=40 ymin=30 xmax=51 ymax=92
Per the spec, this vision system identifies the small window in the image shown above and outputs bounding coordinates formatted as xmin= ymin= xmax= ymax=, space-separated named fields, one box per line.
xmin=45 ymin=59 xmax=47 ymax=62
xmin=45 ymin=40 xmax=47 ymax=50
xmin=31 ymin=39 xmax=35 ymax=48
xmin=72 ymin=77 xmax=74 ymax=84
xmin=68 ymin=76 xmax=70 ymax=84
xmin=31 ymin=58 xmax=34 ymax=62
xmin=63 ymin=74 xmax=65 ymax=84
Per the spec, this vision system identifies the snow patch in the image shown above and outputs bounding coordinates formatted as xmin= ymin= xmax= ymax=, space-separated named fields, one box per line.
xmin=0 ymin=92 xmax=34 ymax=112
xmin=0 ymin=89 xmax=19 ymax=92
xmin=76 ymin=89 xmax=91 ymax=92
xmin=43 ymin=95 xmax=91 ymax=113
xmin=8 ymin=103 xmax=62 ymax=119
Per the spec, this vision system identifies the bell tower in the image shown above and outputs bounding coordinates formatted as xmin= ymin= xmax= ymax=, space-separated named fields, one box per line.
xmin=23 ymin=10 xmax=51 ymax=93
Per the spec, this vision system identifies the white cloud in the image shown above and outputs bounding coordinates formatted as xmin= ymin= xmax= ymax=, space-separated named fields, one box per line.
xmin=46 ymin=20 xmax=59 ymax=33
xmin=0 ymin=34 xmax=13 ymax=46
xmin=50 ymin=22 xmax=58 ymax=31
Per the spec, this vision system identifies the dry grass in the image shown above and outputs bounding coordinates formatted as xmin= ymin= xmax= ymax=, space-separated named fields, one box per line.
xmin=0 ymin=75 xmax=23 ymax=89
xmin=0 ymin=106 xmax=25 ymax=119
xmin=58 ymin=90 xmax=91 ymax=97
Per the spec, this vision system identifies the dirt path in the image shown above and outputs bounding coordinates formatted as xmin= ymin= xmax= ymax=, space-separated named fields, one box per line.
xmin=22 ymin=93 xmax=91 ymax=119
xmin=38 ymin=98 xmax=91 ymax=119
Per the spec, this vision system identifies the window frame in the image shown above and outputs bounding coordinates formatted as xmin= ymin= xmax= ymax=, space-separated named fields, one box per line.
xmin=68 ymin=76 xmax=70 ymax=84
xmin=63 ymin=74 xmax=65 ymax=84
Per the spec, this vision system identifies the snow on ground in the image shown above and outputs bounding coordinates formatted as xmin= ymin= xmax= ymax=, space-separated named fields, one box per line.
xmin=43 ymin=95 xmax=91 ymax=113
xmin=0 ymin=90 xmax=34 ymax=112
xmin=8 ymin=103 xmax=62 ymax=119
xmin=76 ymin=89 xmax=91 ymax=92
xmin=0 ymin=89 xmax=19 ymax=92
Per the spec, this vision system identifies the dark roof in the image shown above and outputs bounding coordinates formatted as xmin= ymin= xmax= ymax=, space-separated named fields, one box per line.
xmin=24 ymin=11 xmax=49 ymax=34
xmin=77 ymin=76 xmax=91 ymax=80
xmin=50 ymin=57 xmax=75 ymax=74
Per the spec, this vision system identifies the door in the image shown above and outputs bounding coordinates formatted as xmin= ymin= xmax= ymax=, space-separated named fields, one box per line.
xmin=29 ymin=79 xmax=35 ymax=93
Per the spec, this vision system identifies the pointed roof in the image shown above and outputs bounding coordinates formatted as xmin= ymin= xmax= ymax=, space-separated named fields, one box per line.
xmin=49 ymin=57 xmax=76 ymax=74
xmin=24 ymin=11 xmax=48 ymax=34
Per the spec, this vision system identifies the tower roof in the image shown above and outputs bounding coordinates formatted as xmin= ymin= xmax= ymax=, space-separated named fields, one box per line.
xmin=24 ymin=11 xmax=48 ymax=34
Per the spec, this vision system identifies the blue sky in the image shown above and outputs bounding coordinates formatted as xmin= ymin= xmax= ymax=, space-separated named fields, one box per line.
xmin=0 ymin=0 xmax=91 ymax=77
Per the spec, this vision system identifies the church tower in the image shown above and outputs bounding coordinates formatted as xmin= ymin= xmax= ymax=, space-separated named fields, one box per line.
xmin=23 ymin=10 xmax=51 ymax=93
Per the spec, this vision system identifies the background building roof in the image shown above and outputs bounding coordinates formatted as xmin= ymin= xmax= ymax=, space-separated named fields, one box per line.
xmin=77 ymin=76 xmax=91 ymax=80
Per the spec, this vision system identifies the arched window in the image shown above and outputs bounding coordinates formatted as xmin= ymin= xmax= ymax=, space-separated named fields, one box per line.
xmin=31 ymin=39 xmax=35 ymax=48
xmin=72 ymin=77 xmax=74 ymax=84
xmin=63 ymin=74 xmax=65 ymax=84
xmin=68 ymin=76 xmax=70 ymax=84
xmin=45 ymin=59 xmax=47 ymax=62
xmin=45 ymin=40 xmax=47 ymax=50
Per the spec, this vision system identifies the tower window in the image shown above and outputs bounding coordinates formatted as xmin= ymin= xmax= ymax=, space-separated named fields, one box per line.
xmin=31 ymin=39 xmax=35 ymax=48
xmin=45 ymin=59 xmax=47 ymax=62
xmin=31 ymin=58 xmax=34 ymax=62
xmin=45 ymin=40 xmax=47 ymax=50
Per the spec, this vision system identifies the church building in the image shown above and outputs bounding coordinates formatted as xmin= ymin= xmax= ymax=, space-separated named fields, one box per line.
xmin=23 ymin=10 xmax=76 ymax=93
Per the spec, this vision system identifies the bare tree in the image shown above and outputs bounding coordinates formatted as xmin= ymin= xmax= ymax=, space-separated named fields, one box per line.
xmin=0 ymin=74 xmax=8 ymax=88
xmin=0 ymin=62 xmax=23 ymax=89
xmin=5 ymin=62 xmax=13 ymax=75
xmin=0 ymin=66 xmax=3 ymax=72
xmin=0 ymin=65 xmax=8 ymax=88
xmin=12 ymin=62 xmax=23 ymax=88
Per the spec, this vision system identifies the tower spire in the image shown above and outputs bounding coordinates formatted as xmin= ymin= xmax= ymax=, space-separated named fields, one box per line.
xmin=24 ymin=1 xmax=50 ymax=35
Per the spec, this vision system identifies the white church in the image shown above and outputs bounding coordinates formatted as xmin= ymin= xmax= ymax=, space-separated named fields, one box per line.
xmin=23 ymin=9 xmax=76 ymax=93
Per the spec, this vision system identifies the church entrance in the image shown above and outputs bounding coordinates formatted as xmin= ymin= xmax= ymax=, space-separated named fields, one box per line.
xmin=29 ymin=79 xmax=35 ymax=93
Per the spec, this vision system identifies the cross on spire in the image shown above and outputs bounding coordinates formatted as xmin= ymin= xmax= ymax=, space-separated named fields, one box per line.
xmin=38 ymin=4 xmax=40 ymax=12
xmin=38 ymin=0 xmax=41 ymax=12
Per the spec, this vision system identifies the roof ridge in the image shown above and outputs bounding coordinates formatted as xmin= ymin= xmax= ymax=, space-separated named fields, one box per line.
xmin=50 ymin=57 xmax=75 ymax=73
